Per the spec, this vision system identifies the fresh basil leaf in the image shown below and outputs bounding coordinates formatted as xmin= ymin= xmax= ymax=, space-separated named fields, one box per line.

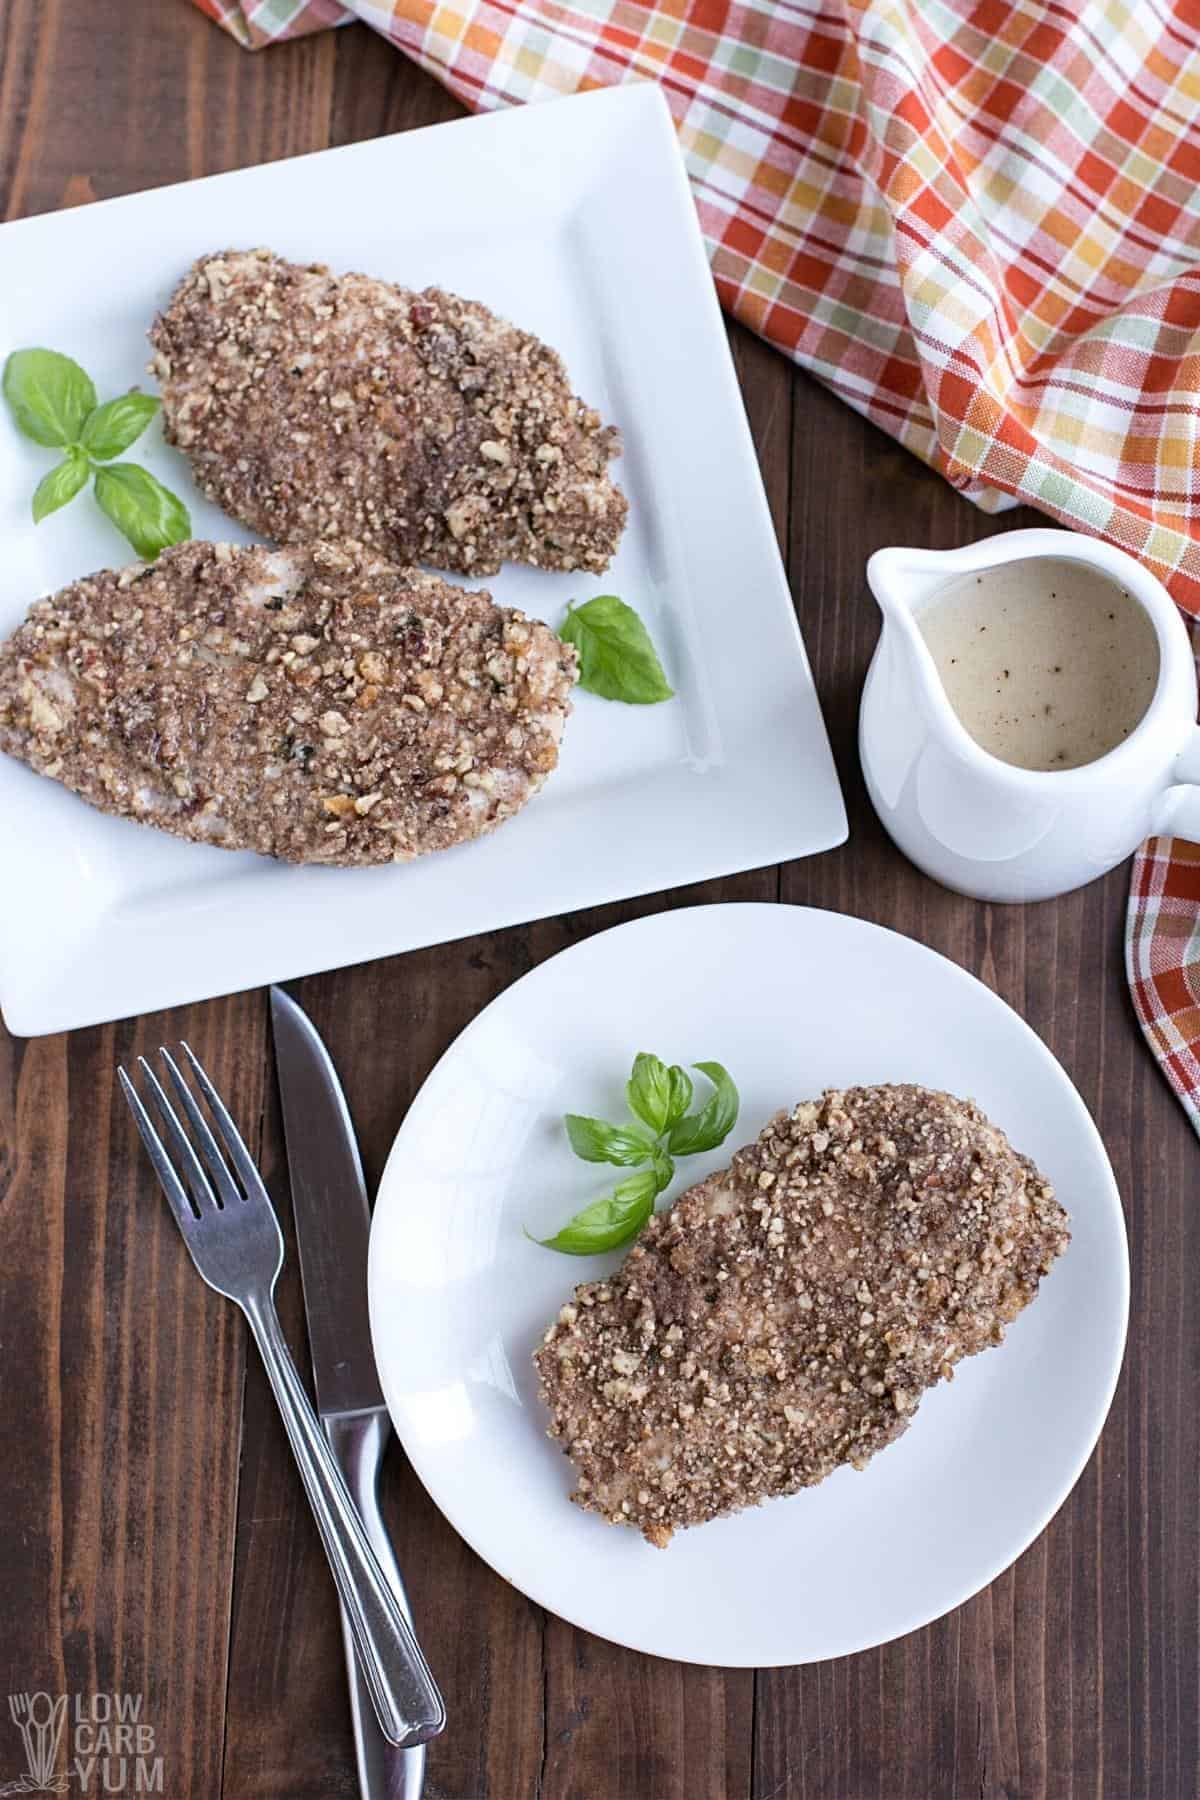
xmin=665 ymin=1064 xmax=693 ymax=1129
xmin=564 ymin=1112 xmax=655 ymax=1167
xmin=31 ymin=448 xmax=90 ymax=523
xmin=533 ymin=1166 xmax=659 ymax=1255
xmin=559 ymin=595 xmax=673 ymax=705
xmin=627 ymin=1051 xmax=672 ymax=1134
xmin=666 ymin=1061 xmax=740 ymax=1157
xmin=80 ymin=390 xmax=159 ymax=461
xmin=651 ymin=1145 xmax=674 ymax=1193
xmin=3 ymin=348 xmax=97 ymax=448
xmin=94 ymin=462 xmax=190 ymax=558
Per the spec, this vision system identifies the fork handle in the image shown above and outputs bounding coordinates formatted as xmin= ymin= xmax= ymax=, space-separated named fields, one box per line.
xmin=242 ymin=1295 xmax=446 ymax=1749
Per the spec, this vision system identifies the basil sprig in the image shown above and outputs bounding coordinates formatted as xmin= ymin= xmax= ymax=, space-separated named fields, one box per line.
xmin=533 ymin=1051 xmax=740 ymax=1256
xmin=4 ymin=348 xmax=191 ymax=558
xmin=559 ymin=595 xmax=673 ymax=704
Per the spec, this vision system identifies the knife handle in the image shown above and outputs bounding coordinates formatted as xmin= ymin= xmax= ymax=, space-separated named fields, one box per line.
xmin=326 ymin=1411 xmax=427 ymax=1800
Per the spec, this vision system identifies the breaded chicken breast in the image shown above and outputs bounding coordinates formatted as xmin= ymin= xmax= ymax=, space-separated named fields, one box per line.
xmin=535 ymin=1085 xmax=1069 ymax=1546
xmin=150 ymin=250 xmax=628 ymax=577
xmin=0 ymin=538 xmax=576 ymax=865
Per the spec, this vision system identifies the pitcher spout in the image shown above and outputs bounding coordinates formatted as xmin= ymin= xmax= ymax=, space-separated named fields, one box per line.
xmin=866 ymin=545 xmax=958 ymax=618
xmin=864 ymin=544 xmax=959 ymax=720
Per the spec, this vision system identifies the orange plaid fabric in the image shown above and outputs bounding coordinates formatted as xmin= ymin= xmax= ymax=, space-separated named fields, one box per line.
xmin=191 ymin=0 xmax=348 ymax=49
xmin=1128 ymin=835 xmax=1200 ymax=1135
xmin=194 ymin=0 xmax=1200 ymax=1131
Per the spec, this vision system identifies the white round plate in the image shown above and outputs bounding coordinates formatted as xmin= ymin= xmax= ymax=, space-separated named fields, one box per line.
xmin=368 ymin=904 xmax=1128 ymax=1666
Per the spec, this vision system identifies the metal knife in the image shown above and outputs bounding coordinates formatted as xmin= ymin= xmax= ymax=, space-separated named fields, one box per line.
xmin=271 ymin=984 xmax=438 ymax=1799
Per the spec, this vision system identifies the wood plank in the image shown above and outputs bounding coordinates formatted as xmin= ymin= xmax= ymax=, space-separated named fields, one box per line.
xmin=329 ymin=20 xmax=467 ymax=144
xmin=0 ymin=996 xmax=266 ymax=1798
xmin=0 ymin=0 xmax=337 ymax=220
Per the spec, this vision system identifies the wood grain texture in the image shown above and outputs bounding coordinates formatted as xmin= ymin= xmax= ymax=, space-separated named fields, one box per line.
xmin=0 ymin=999 xmax=265 ymax=1798
xmin=0 ymin=5 xmax=1197 ymax=1798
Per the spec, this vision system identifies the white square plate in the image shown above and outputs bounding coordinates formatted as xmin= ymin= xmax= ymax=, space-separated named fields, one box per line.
xmin=0 ymin=85 xmax=845 ymax=1037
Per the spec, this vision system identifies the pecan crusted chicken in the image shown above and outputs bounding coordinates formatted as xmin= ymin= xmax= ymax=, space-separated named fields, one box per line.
xmin=534 ymin=1084 xmax=1069 ymax=1546
xmin=0 ymin=538 xmax=576 ymax=866
xmin=150 ymin=250 xmax=628 ymax=577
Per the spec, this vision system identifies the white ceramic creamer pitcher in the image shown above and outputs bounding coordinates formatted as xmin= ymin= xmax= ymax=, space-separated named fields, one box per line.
xmin=859 ymin=528 xmax=1200 ymax=902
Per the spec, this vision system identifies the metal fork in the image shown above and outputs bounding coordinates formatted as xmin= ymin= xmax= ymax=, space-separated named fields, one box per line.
xmin=119 ymin=1044 xmax=445 ymax=1751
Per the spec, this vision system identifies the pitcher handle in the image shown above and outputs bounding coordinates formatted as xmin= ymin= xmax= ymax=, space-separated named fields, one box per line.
xmin=1152 ymin=726 xmax=1200 ymax=843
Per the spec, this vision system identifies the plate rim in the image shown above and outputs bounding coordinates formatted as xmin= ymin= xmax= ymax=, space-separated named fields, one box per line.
xmin=367 ymin=901 xmax=1130 ymax=1666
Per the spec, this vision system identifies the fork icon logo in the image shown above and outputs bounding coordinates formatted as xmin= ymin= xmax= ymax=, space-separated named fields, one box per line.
xmin=4 ymin=1693 xmax=69 ymax=1793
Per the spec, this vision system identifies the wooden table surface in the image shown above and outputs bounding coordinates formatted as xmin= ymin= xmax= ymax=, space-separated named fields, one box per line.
xmin=1 ymin=6 xmax=1196 ymax=1797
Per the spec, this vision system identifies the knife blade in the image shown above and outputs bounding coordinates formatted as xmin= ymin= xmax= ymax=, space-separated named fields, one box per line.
xmin=272 ymin=984 xmax=382 ymax=1417
xmin=271 ymin=985 xmax=430 ymax=1800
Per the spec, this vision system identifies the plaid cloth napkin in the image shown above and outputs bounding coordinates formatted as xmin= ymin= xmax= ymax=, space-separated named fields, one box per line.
xmin=1128 ymin=838 xmax=1200 ymax=1134
xmin=191 ymin=0 xmax=1200 ymax=1136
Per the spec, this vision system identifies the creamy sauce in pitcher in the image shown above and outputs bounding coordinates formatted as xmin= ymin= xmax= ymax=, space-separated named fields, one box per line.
xmin=918 ymin=557 xmax=1160 ymax=771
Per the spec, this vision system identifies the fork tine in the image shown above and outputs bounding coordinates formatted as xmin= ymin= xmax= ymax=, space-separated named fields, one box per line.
xmin=118 ymin=1067 xmax=203 ymax=1228
xmin=179 ymin=1041 xmax=266 ymax=1198
xmin=158 ymin=1048 xmax=243 ymax=1208
xmin=135 ymin=1056 xmax=228 ymax=1215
